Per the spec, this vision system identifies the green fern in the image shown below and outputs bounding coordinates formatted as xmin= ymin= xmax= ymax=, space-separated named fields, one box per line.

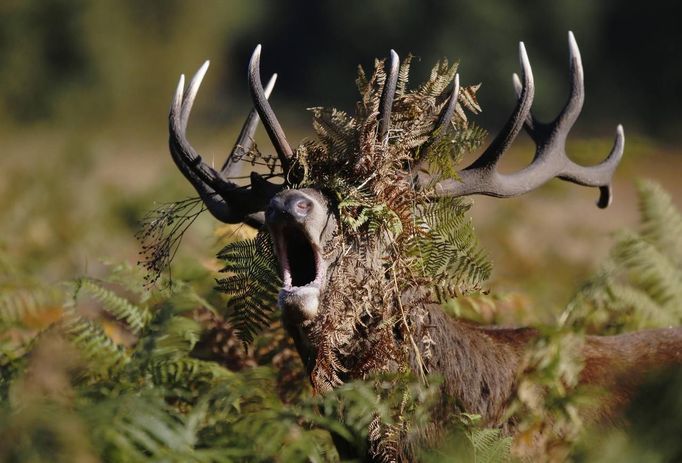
xmin=83 ymin=392 xmax=202 ymax=462
xmin=469 ymin=427 xmax=513 ymax=463
xmin=420 ymin=413 xmax=512 ymax=463
xmin=216 ymin=231 xmax=281 ymax=343
xmin=423 ymin=122 xmax=487 ymax=179
xmin=77 ymin=278 xmax=151 ymax=334
xmin=637 ymin=179 xmax=682 ymax=266
xmin=611 ymin=231 xmax=682 ymax=314
xmin=564 ymin=180 xmax=682 ymax=331
xmin=149 ymin=315 xmax=203 ymax=357
xmin=408 ymin=197 xmax=492 ymax=298
xmin=0 ymin=285 xmax=65 ymax=327
xmin=149 ymin=357 xmax=231 ymax=386
xmin=59 ymin=309 xmax=131 ymax=374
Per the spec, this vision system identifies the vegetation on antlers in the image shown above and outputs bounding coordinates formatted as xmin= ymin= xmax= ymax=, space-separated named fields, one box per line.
xmin=218 ymin=55 xmax=492 ymax=393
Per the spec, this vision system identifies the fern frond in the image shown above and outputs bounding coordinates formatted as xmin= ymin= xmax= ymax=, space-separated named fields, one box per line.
xmin=423 ymin=123 xmax=487 ymax=179
xmin=636 ymin=179 xmax=682 ymax=265
xmin=150 ymin=357 xmax=231 ymax=386
xmin=611 ymin=230 xmax=682 ymax=313
xmin=85 ymin=392 xmax=196 ymax=460
xmin=409 ymin=197 xmax=491 ymax=297
xmin=154 ymin=316 xmax=203 ymax=359
xmin=459 ymin=83 xmax=482 ymax=115
xmin=0 ymin=285 xmax=65 ymax=328
xmin=565 ymin=180 xmax=682 ymax=331
xmin=59 ymin=310 xmax=130 ymax=373
xmin=469 ymin=427 xmax=513 ymax=463
xmin=104 ymin=261 xmax=154 ymax=303
xmin=395 ymin=54 xmax=413 ymax=97
xmin=77 ymin=279 xmax=151 ymax=334
xmin=418 ymin=59 xmax=457 ymax=98
xmin=217 ymin=232 xmax=281 ymax=343
xmin=607 ymin=282 xmax=679 ymax=327
xmin=310 ymin=106 xmax=357 ymax=160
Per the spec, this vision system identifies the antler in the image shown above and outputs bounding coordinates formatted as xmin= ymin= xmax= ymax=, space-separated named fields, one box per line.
xmin=379 ymin=49 xmax=400 ymax=140
xmin=169 ymin=61 xmax=282 ymax=227
xmin=424 ymin=32 xmax=625 ymax=208
xmin=248 ymin=45 xmax=295 ymax=175
xmin=410 ymin=73 xmax=461 ymax=179
xmin=221 ymin=72 xmax=278 ymax=178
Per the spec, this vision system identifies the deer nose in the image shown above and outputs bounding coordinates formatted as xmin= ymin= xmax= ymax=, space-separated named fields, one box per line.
xmin=291 ymin=197 xmax=313 ymax=217
xmin=266 ymin=192 xmax=314 ymax=224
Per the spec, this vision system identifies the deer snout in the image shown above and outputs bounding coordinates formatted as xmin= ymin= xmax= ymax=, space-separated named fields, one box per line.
xmin=266 ymin=191 xmax=316 ymax=225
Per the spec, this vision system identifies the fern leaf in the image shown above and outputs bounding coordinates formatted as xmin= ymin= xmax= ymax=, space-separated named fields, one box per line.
xmin=418 ymin=59 xmax=457 ymax=98
xmin=0 ymin=285 xmax=65 ymax=328
xmin=150 ymin=357 xmax=232 ymax=386
xmin=217 ymin=232 xmax=281 ymax=343
xmin=607 ymin=281 xmax=679 ymax=327
xmin=408 ymin=197 xmax=491 ymax=297
xmin=395 ymin=54 xmax=414 ymax=97
xmin=637 ymin=179 xmax=682 ymax=266
xmin=59 ymin=310 xmax=130 ymax=373
xmin=565 ymin=180 xmax=682 ymax=331
xmin=611 ymin=230 xmax=682 ymax=315
xmin=469 ymin=427 xmax=513 ymax=463
xmin=78 ymin=279 xmax=151 ymax=334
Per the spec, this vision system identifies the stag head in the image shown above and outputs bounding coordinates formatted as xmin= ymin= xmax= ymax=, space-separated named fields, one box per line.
xmin=167 ymin=32 xmax=624 ymax=388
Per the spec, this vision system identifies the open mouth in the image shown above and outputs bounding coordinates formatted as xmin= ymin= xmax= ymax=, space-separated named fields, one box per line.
xmin=274 ymin=225 xmax=325 ymax=291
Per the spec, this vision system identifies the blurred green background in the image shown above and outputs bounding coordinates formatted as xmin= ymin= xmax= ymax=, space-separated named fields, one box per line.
xmin=0 ymin=0 xmax=680 ymax=313
xmin=1 ymin=2 xmax=682 ymax=462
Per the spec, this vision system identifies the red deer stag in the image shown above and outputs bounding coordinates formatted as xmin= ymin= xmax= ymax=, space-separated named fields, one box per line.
xmin=165 ymin=32 xmax=682 ymax=460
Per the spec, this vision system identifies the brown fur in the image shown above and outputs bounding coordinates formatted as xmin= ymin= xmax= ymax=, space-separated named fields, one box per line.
xmin=413 ymin=307 xmax=682 ymax=426
xmin=580 ymin=327 xmax=682 ymax=421
xmin=413 ymin=305 xmax=682 ymax=422
xmin=410 ymin=305 xmax=537 ymax=424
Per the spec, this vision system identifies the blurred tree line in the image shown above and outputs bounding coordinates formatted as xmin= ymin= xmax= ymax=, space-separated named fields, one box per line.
xmin=1 ymin=0 xmax=681 ymax=140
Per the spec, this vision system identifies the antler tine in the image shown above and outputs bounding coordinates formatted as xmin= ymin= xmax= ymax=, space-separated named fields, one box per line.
xmin=435 ymin=73 xmax=460 ymax=134
xmin=466 ymin=42 xmax=535 ymax=172
xmin=510 ymin=33 xmax=624 ymax=208
xmin=248 ymin=45 xmax=294 ymax=174
xmin=426 ymin=42 xmax=534 ymax=196
xmin=410 ymin=73 xmax=460 ymax=183
xmin=169 ymin=62 xmax=279 ymax=225
xmin=379 ymin=49 xmax=400 ymax=140
xmin=170 ymin=61 xmax=225 ymax=191
xmin=511 ymin=31 xmax=584 ymax=144
xmin=180 ymin=60 xmax=211 ymax=131
xmin=560 ymin=124 xmax=624 ymax=208
xmin=222 ymin=73 xmax=277 ymax=177
xmin=432 ymin=34 xmax=624 ymax=208
xmin=560 ymin=31 xmax=585 ymax=133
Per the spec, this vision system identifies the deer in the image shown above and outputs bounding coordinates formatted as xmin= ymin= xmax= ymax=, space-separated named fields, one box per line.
xmin=165 ymin=32 xmax=682 ymax=460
